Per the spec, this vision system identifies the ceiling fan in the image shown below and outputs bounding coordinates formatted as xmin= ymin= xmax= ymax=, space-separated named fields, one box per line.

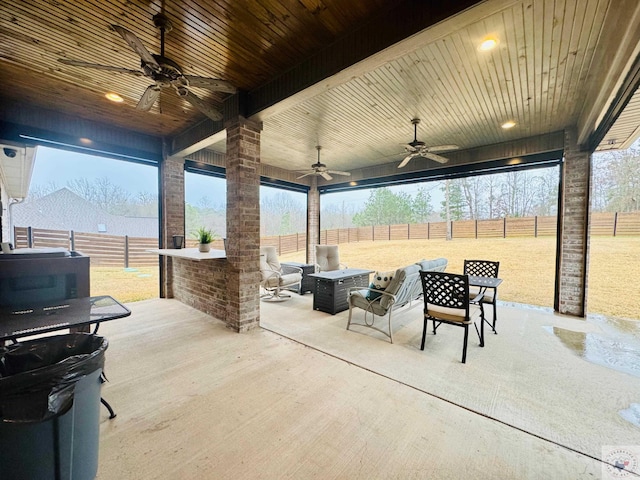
xmin=398 ymin=118 xmax=459 ymax=168
xmin=297 ymin=146 xmax=351 ymax=181
xmin=58 ymin=13 xmax=236 ymax=121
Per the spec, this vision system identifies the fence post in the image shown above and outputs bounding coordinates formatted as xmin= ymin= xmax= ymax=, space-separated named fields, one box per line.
xmin=388 ymin=225 xmax=391 ymax=241
xmin=534 ymin=216 xmax=538 ymax=238
xmin=124 ymin=235 xmax=129 ymax=268
xmin=427 ymin=222 xmax=430 ymax=240
xmin=613 ymin=212 xmax=618 ymax=236
xmin=503 ymin=218 xmax=507 ymax=238
xmin=70 ymin=230 xmax=75 ymax=251
xmin=27 ymin=226 xmax=33 ymax=247
xmin=475 ymin=220 xmax=478 ymax=239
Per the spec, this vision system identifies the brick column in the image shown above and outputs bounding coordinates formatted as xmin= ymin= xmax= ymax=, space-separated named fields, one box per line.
xmin=307 ymin=177 xmax=320 ymax=265
xmin=557 ymin=127 xmax=591 ymax=316
xmin=225 ymin=116 xmax=262 ymax=332
xmin=159 ymin=155 xmax=185 ymax=298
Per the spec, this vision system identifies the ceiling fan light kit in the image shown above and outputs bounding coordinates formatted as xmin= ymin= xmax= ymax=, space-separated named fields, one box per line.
xmin=398 ymin=118 xmax=459 ymax=168
xmin=296 ymin=145 xmax=351 ymax=181
xmin=58 ymin=13 xmax=236 ymax=121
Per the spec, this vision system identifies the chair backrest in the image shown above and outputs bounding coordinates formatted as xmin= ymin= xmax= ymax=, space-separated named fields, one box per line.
xmin=260 ymin=246 xmax=282 ymax=281
xmin=315 ymin=245 xmax=341 ymax=271
xmin=463 ymin=259 xmax=499 ymax=278
xmin=420 ymin=271 xmax=470 ymax=318
xmin=379 ymin=264 xmax=418 ymax=310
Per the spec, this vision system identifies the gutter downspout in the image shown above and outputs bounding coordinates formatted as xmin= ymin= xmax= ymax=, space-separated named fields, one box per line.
xmin=7 ymin=198 xmax=25 ymax=245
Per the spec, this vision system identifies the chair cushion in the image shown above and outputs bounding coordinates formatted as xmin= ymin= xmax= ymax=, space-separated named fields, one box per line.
xmin=316 ymin=245 xmax=341 ymax=271
xmin=427 ymin=303 xmax=481 ymax=323
xmin=379 ymin=264 xmax=422 ymax=310
xmin=416 ymin=258 xmax=448 ymax=272
xmin=366 ymin=270 xmax=395 ymax=300
xmin=350 ymin=289 xmax=389 ymax=316
xmin=279 ymin=272 xmax=302 ymax=286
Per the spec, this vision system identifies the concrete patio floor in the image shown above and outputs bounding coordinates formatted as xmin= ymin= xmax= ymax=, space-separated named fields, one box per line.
xmin=95 ymin=295 xmax=640 ymax=479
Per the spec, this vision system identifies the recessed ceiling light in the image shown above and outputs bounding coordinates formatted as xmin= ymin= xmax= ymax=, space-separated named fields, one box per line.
xmin=105 ymin=92 xmax=124 ymax=103
xmin=478 ymin=37 xmax=498 ymax=52
xmin=349 ymin=181 xmax=357 ymax=186
xmin=79 ymin=137 xmax=93 ymax=145
xmin=501 ymin=121 xmax=516 ymax=129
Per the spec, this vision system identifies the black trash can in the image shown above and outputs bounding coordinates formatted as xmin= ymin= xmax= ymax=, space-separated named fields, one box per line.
xmin=0 ymin=333 xmax=108 ymax=480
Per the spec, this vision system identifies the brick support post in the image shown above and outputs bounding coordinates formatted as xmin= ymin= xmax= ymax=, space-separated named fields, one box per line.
xmin=557 ymin=127 xmax=591 ymax=316
xmin=307 ymin=177 xmax=320 ymax=265
xmin=159 ymin=156 xmax=185 ymax=298
xmin=225 ymin=116 xmax=262 ymax=332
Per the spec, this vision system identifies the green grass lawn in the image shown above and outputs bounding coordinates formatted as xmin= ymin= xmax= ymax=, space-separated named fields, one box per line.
xmin=91 ymin=236 xmax=640 ymax=320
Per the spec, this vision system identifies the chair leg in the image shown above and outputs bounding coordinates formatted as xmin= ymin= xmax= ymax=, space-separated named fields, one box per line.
xmin=492 ymin=299 xmax=498 ymax=333
xmin=347 ymin=304 xmax=353 ymax=331
xmin=387 ymin=311 xmax=393 ymax=344
xmin=462 ymin=325 xmax=469 ymax=363
xmin=420 ymin=316 xmax=428 ymax=350
xmin=482 ymin=300 xmax=497 ymax=335
xmin=477 ymin=304 xmax=485 ymax=347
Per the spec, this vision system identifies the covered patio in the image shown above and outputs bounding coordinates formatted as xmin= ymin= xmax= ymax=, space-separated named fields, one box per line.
xmin=1 ymin=0 xmax=640 ymax=329
xmin=1 ymin=1 xmax=640 ymax=477
xmin=95 ymin=294 xmax=640 ymax=478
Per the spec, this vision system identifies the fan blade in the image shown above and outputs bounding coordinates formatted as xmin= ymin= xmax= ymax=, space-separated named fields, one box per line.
xmin=184 ymin=76 xmax=237 ymax=93
xmin=182 ymin=90 xmax=223 ymax=121
xmin=327 ymin=170 xmax=351 ymax=176
xmin=398 ymin=153 xmax=417 ymax=168
xmin=320 ymin=172 xmax=333 ymax=181
xmin=402 ymin=143 xmax=418 ymax=152
xmin=423 ymin=152 xmax=449 ymax=164
xmin=136 ymin=85 xmax=161 ymax=111
xmin=58 ymin=59 xmax=144 ymax=76
xmin=427 ymin=144 xmax=460 ymax=153
xmin=296 ymin=172 xmax=314 ymax=179
xmin=111 ymin=25 xmax=160 ymax=71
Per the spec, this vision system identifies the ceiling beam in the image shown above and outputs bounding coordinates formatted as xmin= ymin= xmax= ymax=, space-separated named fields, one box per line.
xmin=577 ymin=0 xmax=640 ymax=148
xmin=0 ymin=102 xmax=163 ymax=163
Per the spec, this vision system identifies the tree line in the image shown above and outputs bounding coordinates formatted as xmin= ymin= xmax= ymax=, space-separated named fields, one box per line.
xmin=27 ymin=144 xmax=640 ymax=237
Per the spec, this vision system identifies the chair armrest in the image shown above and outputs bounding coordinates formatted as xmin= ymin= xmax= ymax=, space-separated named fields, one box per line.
xmin=262 ymin=268 xmax=283 ymax=281
xmin=348 ymin=286 xmax=397 ymax=306
xmin=281 ymin=265 xmax=303 ymax=275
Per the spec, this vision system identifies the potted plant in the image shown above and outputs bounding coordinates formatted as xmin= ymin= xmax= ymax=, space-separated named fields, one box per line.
xmin=193 ymin=227 xmax=217 ymax=253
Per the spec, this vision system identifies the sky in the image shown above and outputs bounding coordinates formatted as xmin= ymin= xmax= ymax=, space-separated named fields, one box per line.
xmin=30 ymin=146 xmax=445 ymax=208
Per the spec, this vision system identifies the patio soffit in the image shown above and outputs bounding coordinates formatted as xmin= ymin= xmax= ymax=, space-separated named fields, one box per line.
xmin=0 ymin=0 xmax=639 ymax=189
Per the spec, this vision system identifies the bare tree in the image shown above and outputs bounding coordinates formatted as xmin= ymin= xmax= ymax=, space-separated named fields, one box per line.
xmin=496 ymin=171 xmax=538 ymax=217
xmin=66 ymin=177 xmax=130 ymax=215
xmin=26 ymin=181 xmax=60 ymax=202
xmin=261 ymin=191 xmax=305 ymax=235
xmin=459 ymin=177 xmax=485 ymax=219
xmin=599 ymin=147 xmax=640 ymax=212
xmin=531 ymin=167 xmax=559 ymax=216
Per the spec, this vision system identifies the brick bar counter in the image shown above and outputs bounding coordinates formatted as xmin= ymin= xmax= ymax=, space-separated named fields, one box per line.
xmin=150 ymin=248 xmax=229 ymax=325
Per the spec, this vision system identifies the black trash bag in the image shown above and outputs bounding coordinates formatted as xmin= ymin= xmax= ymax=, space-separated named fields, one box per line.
xmin=0 ymin=333 xmax=108 ymax=423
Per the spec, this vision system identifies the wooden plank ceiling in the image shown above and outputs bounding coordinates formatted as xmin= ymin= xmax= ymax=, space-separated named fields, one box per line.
xmin=0 ymin=0 xmax=639 ymax=180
